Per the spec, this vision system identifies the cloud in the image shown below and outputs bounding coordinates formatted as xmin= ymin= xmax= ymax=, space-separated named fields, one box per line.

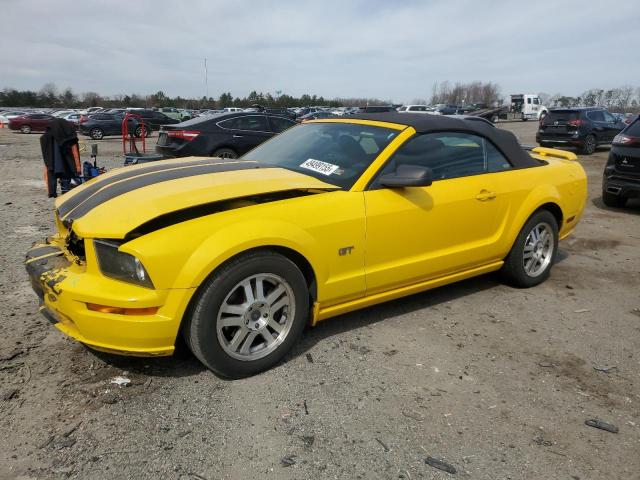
xmin=1 ymin=0 xmax=639 ymax=102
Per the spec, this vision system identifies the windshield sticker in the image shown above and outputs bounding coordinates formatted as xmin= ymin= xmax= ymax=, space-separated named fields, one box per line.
xmin=300 ymin=159 xmax=340 ymax=176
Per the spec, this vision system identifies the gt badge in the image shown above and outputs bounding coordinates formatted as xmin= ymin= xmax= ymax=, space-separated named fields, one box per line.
xmin=338 ymin=246 xmax=354 ymax=256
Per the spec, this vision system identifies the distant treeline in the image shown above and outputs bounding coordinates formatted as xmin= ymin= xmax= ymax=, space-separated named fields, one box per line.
xmin=0 ymin=83 xmax=385 ymax=109
xmin=2 ymin=82 xmax=639 ymax=112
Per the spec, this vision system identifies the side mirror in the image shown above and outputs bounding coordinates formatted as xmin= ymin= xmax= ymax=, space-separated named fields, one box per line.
xmin=379 ymin=164 xmax=433 ymax=188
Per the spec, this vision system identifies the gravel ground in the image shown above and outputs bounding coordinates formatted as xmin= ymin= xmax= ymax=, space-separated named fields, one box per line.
xmin=0 ymin=122 xmax=638 ymax=480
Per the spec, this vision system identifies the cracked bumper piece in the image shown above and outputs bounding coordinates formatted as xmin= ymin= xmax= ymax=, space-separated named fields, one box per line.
xmin=25 ymin=240 xmax=194 ymax=357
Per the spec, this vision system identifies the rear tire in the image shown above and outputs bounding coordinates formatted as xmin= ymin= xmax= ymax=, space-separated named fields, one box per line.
xmin=89 ymin=128 xmax=104 ymax=140
xmin=212 ymin=148 xmax=238 ymax=159
xmin=602 ymin=191 xmax=627 ymax=208
xmin=20 ymin=125 xmax=31 ymax=134
xmin=581 ymin=134 xmax=596 ymax=155
xmin=501 ymin=210 xmax=558 ymax=288
xmin=184 ymin=250 xmax=309 ymax=378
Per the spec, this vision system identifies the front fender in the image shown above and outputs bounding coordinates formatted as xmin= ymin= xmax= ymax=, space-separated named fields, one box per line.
xmin=176 ymin=219 xmax=325 ymax=289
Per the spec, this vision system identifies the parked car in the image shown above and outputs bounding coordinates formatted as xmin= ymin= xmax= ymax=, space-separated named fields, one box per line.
xmin=397 ymin=105 xmax=430 ymax=113
xmin=61 ymin=113 xmax=83 ymax=126
xmin=298 ymin=111 xmax=334 ymax=122
xmin=27 ymin=113 xmax=587 ymax=377
xmin=79 ymin=112 xmax=142 ymax=140
xmin=133 ymin=109 xmax=181 ymax=132
xmin=357 ymin=105 xmax=396 ymax=113
xmin=536 ymin=107 xmax=626 ymax=155
xmin=156 ymin=107 xmax=191 ymax=121
xmin=602 ymin=117 xmax=640 ymax=207
xmin=432 ymin=104 xmax=460 ymax=115
xmin=156 ymin=112 xmax=297 ymax=159
xmin=8 ymin=113 xmax=55 ymax=133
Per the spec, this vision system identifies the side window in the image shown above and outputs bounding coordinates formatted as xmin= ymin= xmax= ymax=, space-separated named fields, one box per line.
xmin=602 ymin=111 xmax=615 ymax=123
xmin=484 ymin=140 xmax=512 ymax=173
xmin=527 ymin=98 xmax=532 ymax=104
xmin=373 ymin=132 xmax=512 ymax=187
xmin=219 ymin=115 xmax=269 ymax=132
xmin=587 ymin=110 xmax=604 ymax=122
xmin=533 ymin=98 xmax=540 ymax=105
xmin=269 ymin=116 xmax=296 ymax=133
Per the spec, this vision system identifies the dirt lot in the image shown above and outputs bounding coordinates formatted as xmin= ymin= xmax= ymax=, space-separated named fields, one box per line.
xmin=0 ymin=122 xmax=639 ymax=480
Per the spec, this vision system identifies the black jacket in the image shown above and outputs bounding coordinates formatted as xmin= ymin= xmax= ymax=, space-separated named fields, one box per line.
xmin=40 ymin=119 xmax=81 ymax=197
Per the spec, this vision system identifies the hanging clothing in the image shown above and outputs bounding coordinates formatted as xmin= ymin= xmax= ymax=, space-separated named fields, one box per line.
xmin=40 ymin=118 xmax=81 ymax=197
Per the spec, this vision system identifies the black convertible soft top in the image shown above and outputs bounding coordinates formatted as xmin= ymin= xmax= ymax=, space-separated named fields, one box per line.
xmin=347 ymin=112 xmax=538 ymax=168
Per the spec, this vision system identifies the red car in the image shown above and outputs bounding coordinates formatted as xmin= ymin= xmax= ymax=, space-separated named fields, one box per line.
xmin=9 ymin=113 xmax=55 ymax=134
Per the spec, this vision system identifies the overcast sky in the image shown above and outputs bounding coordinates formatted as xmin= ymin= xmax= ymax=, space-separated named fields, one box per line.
xmin=1 ymin=0 xmax=639 ymax=103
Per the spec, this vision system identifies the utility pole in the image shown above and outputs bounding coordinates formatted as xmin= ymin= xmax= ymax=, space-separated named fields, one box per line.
xmin=204 ymin=57 xmax=208 ymax=99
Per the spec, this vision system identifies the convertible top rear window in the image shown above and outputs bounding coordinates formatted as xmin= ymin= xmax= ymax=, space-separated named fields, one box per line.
xmin=242 ymin=122 xmax=398 ymax=189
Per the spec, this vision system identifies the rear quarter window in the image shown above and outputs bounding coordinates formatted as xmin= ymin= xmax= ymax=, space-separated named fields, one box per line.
xmin=544 ymin=111 xmax=579 ymax=123
xmin=624 ymin=119 xmax=640 ymax=136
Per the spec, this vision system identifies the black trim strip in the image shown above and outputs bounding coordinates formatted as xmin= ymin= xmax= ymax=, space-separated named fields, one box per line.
xmin=26 ymin=246 xmax=61 ymax=260
xmin=64 ymin=162 xmax=262 ymax=221
xmin=57 ymin=158 xmax=240 ymax=218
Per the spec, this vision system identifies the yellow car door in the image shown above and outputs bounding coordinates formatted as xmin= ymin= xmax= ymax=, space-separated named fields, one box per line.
xmin=363 ymin=132 xmax=514 ymax=296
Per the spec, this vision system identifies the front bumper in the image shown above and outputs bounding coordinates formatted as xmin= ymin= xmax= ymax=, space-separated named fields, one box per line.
xmin=25 ymin=238 xmax=195 ymax=356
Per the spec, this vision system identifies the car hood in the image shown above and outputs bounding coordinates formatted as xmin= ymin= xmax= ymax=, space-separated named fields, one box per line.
xmin=55 ymin=157 xmax=338 ymax=239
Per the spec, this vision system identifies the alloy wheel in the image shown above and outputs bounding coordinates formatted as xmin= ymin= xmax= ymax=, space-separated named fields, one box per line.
xmin=216 ymin=273 xmax=295 ymax=361
xmin=522 ymin=222 xmax=554 ymax=277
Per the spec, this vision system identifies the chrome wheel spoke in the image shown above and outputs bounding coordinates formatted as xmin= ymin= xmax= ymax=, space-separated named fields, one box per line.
xmin=229 ymin=327 xmax=250 ymax=351
xmin=240 ymin=331 xmax=258 ymax=355
xmin=241 ymin=280 xmax=255 ymax=303
xmin=222 ymin=316 xmax=244 ymax=328
xmin=261 ymin=330 xmax=275 ymax=345
xmin=267 ymin=318 xmax=284 ymax=334
xmin=265 ymin=284 xmax=285 ymax=304
xmin=221 ymin=304 xmax=246 ymax=316
xmin=270 ymin=297 xmax=289 ymax=316
xmin=255 ymin=276 xmax=266 ymax=301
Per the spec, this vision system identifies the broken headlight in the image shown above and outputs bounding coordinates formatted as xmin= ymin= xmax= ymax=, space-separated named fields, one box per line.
xmin=94 ymin=240 xmax=154 ymax=289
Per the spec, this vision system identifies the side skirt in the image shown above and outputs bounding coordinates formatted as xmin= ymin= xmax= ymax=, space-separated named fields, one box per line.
xmin=311 ymin=260 xmax=504 ymax=325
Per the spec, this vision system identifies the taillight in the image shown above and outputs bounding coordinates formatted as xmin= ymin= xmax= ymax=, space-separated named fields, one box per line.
xmin=613 ymin=134 xmax=637 ymax=145
xmin=568 ymin=119 xmax=583 ymax=127
xmin=166 ymin=130 xmax=200 ymax=141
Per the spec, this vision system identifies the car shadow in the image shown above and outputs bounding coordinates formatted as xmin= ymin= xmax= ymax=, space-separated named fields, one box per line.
xmin=591 ymin=196 xmax=640 ymax=215
xmin=87 ymin=266 xmax=572 ymax=379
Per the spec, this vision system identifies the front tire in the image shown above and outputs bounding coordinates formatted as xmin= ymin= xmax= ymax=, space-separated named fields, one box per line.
xmin=602 ymin=191 xmax=627 ymax=208
xmin=20 ymin=124 xmax=32 ymax=134
xmin=89 ymin=128 xmax=104 ymax=140
xmin=212 ymin=148 xmax=238 ymax=159
xmin=501 ymin=210 xmax=558 ymax=288
xmin=185 ymin=250 xmax=309 ymax=378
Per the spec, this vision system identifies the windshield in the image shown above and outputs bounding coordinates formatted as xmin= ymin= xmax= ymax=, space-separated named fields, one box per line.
xmin=242 ymin=122 xmax=399 ymax=189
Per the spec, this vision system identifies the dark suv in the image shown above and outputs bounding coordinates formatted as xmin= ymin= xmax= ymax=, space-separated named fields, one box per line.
xmin=536 ymin=107 xmax=626 ymax=154
xmin=156 ymin=111 xmax=297 ymax=158
xmin=79 ymin=112 xmax=143 ymax=140
xmin=602 ymin=118 xmax=640 ymax=208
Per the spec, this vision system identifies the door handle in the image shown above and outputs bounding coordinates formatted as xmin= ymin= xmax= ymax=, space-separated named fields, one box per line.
xmin=233 ymin=134 xmax=244 ymax=138
xmin=476 ymin=190 xmax=496 ymax=201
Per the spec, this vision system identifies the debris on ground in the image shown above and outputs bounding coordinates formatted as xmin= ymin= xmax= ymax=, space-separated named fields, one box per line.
xmin=300 ymin=435 xmax=315 ymax=449
xmin=537 ymin=361 xmax=554 ymax=368
xmin=592 ymin=364 xmax=618 ymax=374
xmin=110 ymin=376 xmax=131 ymax=387
xmin=585 ymin=419 xmax=619 ymax=433
xmin=375 ymin=438 xmax=390 ymax=452
xmin=574 ymin=309 xmax=590 ymax=313
xmin=305 ymin=353 xmax=314 ymax=363
xmin=281 ymin=455 xmax=297 ymax=467
xmin=425 ymin=456 xmax=456 ymax=474
xmin=534 ymin=435 xmax=553 ymax=447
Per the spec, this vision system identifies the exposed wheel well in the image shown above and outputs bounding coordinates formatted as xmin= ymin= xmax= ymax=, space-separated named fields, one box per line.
xmin=535 ymin=202 xmax=563 ymax=228
xmin=179 ymin=246 xmax=317 ymax=337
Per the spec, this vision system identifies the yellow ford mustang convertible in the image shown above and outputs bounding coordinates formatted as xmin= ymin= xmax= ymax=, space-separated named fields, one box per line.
xmin=26 ymin=114 xmax=587 ymax=377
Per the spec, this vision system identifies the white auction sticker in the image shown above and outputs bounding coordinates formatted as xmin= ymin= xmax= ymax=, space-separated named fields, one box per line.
xmin=299 ymin=159 xmax=339 ymax=176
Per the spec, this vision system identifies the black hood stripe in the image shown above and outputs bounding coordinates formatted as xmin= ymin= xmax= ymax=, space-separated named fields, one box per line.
xmin=63 ymin=161 xmax=262 ymax=222
xmin=57 ymin=158 xmax=238 ymax=218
